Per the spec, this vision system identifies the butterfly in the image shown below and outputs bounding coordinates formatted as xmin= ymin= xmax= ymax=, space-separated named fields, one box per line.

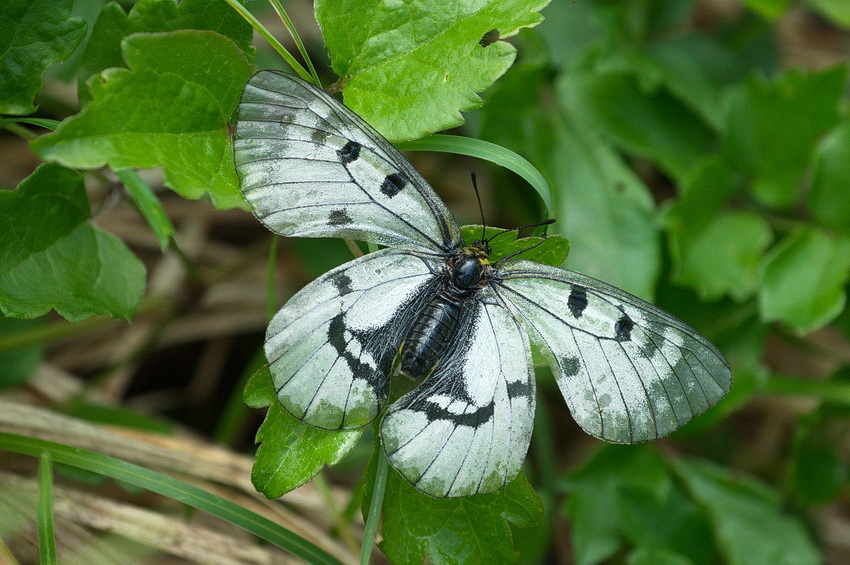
xmin=233 ymin=70 xmax=732 ymax=498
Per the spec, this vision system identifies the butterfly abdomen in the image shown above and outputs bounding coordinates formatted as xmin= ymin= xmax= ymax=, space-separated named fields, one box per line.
xmin=400 ymin=246 xmax=491 ymax=380
xmin=400 ymin=293 xmax=463 ymax=379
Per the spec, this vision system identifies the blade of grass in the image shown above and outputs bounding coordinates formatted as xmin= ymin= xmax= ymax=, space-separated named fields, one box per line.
xmin=37 ymin=452 xmax=57 ymax=565
xmin=223 ymin=0 xmax=311 ymax=82
xmin=267 ymin=0 xmax=321 ymax=86
xmin=0 ymin=433 xmax=343 ymax=565
xmin=117 ymin=170 xmax=175 ymax=250
xmin=397 ymin=134 xmax=552 ymax=214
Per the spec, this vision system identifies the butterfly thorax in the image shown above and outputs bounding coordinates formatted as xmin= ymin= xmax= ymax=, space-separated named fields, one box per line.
xmin=399 ymin=242 xmax=493 ymax=380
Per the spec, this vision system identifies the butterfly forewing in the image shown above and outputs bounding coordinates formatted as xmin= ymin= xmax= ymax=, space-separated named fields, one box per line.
xmin=234 ymin=71 xmax=460 ymax=250
xmin=266 ymin=248 xmax=442 ymax=430
xmin=494 ymin=260 xmax=732 ymax=443
xmin=381 ymin=295 xmax=535 ymax=497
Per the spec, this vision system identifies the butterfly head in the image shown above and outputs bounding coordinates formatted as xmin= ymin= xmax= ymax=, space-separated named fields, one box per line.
xmin=448 ymin=242 xmax=492 ymax=292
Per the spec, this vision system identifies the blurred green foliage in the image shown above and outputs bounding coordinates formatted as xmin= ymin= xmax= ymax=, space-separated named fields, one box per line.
xmin=2 ymin=0 xmax=850 ymax=563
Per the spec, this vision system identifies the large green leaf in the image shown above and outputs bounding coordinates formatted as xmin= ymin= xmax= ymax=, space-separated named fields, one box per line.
xmin=246 ymin=367 xmax=362 ymax=499
xmin=315 ymin=0 xmax=550 ymax=141
xmin=0 ymin=0 xmax=86 ymax=114
xmin=564 ymin=445 xmax=714 ymax=565
xmin=721 ymin=66 xmax=845 ymax=209
xmin=557 ymin=49 xmax=717 ymax=181
xmin=673 ymin=458 xmax=820 ymax=565
xmin=77 ymin=0 xmax=254 ymax=103
xmin=666 ymin=157 xmax=772 ymax=300
xmin=481 ymin=65 xmax=660 ymax=300
xmin=375 ymin=468 xmax=542 ymax=564
xmin=759 ymin=227 xmax=850 ymax=333
xmin=809 ymin=120 xmax=850 ymax=232
xmin=0 ymin=164 xmax=145 ymax=322
xmin=31 ymin=30 xmax=252 ymax=209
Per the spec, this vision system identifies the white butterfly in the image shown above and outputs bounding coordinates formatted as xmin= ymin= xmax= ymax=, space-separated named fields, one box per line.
xmin=233 ymin=71 xmax=732 ymax=498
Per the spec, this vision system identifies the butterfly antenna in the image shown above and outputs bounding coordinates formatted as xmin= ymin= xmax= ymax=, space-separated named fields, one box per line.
xmin=471 ymin=171 xmax=487 ymax=242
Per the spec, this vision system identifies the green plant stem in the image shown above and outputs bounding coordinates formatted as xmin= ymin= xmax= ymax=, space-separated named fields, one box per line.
xmin=224 ymin=0 xmax=311 ymax=81
xmin=360 ymin=448 xmax=388 ymax=565
xmin=267 ymin=0 xmax=321 ymax=86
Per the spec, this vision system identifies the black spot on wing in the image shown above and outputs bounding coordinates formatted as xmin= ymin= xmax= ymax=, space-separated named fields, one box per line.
xmin=328 ymin=209 xmax=353 ymax=226
xmin=615 ymin=314 xmax=634 ymax=342
xmin=380 ymin=173 xmax=407 ymax=197
xmin=338 ymin=140 xmax=361 ymax=164
xmin=568 ymin=286 xmax=588 ymax=318
xmin=506 ymin=379 xmax=532 ymax=399
xmin=560 ymin=355 xmax=580 ymax=377
xmin=422 ymin=399 xmax=495 ymax=428
xmin=331 ymin=272 xmax=353 ymax=296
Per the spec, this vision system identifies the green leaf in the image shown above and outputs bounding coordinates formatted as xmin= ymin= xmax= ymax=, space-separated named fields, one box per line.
xmin=808 ymin=0 xmax=850 ymax=26
xmin=249 ymin=367 xmax=362 ymax=499
xmin=315 ymin=0 xmax=550 ymax=141
xmin=31 ymin=30 xmax=253 ymax=209
xmin=721 ymin=66 xmax=845 ymax=209
xmin=459 ymin=225 xmax=570 ymax=266
xmin=0 ymin=0 xmax=86 ymax=114
xmin=564 ymin=445 xmax=714 ymax=565
xmin=744 ymin=0 xmax=791 ymax=19
xmin=628 ymin=547 xmax=695 ymax=565
xmin=243 ymin=365 xmax=275 ymax=408
xmin=0 ymin=315 xmax=43 ymax=389
xmin=673 ymin=458 xmax=820 ymax=565
xmin=666 ymin=157 xmax=772 ymax=301
xmin=809 ymin=120 xmax=850 ymax=231
xmin=645 ymin=34 xmax=745 ymax=130
xmin=546 ymin=112 xmax=660 ymax=299
xmin=78 ymin=0 xmax=254 ymax=103
xmin=377 ymin=468 xmax=542 ymax=565
xmin=557 ymin=50 xmax=716 ymax=181
xmin=482 ymin=65 xmax=660 ymax=300
xmin=117 ymin=170 xmax=175 ymax=250
xmin=792 ymin=434 xmax=845 ymax=506
xmin=0 ymin=164 xmax=146 ymax=322
xmin=759 ymin=227 xmax=850 ymax=333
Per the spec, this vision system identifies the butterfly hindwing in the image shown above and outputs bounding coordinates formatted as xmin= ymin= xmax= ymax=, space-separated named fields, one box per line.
xmin=266 ymin=247 xmax=442 ymax=430
xmin=381 ymin=294 xmax=535 ymax=498
xmin=494 ymin=260 xmax=732 ymax=444
xmin=233 ymin=70 xmax=461 ymax=250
